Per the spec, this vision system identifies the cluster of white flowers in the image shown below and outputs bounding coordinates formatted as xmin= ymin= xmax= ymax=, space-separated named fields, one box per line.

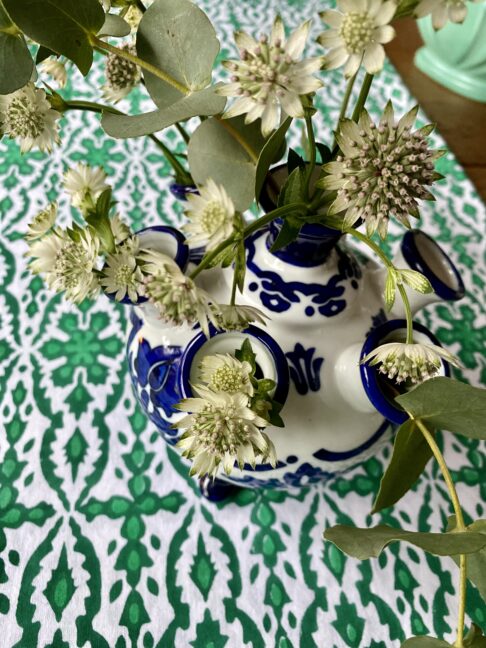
xmin=64 ymin=163 xmax=110 ymax=214
xmin=363 ymin=341 xmax=460 ymax=384
xmin=176 ymin=354 xmax=277 ymax=478
xmin=319 ymin=102 xmax=443 ymax=237
xmin=101 ymin=236 xmax=144 ymax=302
xmin=219 ymin=16 xmax=324 ymax=137
xmin=0 ymin=83 xmax=61 ymax=153
xmin=40 ymin=58 xmax=68 ymax=89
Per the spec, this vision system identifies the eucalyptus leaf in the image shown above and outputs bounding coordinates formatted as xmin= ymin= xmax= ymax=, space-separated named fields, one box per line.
xmin=323 ymin=524 xmax=486 ymax=560
xmin=448 ymin=517 xmax=486 ymax=604
xmin=98 ymin=13 xmax=130 ymax=38
xmin=465 ymin=624 xmax=486 ymax=647
xmin=0 ymin=1 xmax=34 ymax=94
xmin=396 ymin=377 xmax=486 ymax=440
xmin=3 ymin=0 xmax=104 ymax=75
xmin=401 ymin=638 xmax=451 ymax=647
xmin=102 ymin=87 xmax=225 ymax=138
xmin=255 ymin=117 xmax=292 ymax=201
xmin=372 ymin=420 xmax=433 ymax=514
xmin=136 ymin=0 xmax=219 ymax=109
xmin=36 ymin=45 xmax=56 ymax=64
xmin=188 ymin=116 xmax=265 ymax=212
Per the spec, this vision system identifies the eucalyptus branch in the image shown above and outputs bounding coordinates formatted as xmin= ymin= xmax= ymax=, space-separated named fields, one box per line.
xmin=351 ymin=73 xmax=374 ymax=123
xmin=412 ymin=417 xmax=467 ymax=647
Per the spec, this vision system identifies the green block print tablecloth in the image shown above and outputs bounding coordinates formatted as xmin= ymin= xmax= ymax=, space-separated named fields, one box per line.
xmin=1 ymin=2 xmax=485 ymax=646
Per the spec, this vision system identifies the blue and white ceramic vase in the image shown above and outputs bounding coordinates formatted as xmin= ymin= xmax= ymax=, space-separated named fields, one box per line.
xmin=126 ymin=178 xmax=465 ymax=494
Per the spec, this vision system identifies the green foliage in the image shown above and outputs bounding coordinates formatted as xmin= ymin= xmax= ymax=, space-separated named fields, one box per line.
xmin=372 ymin=420 xmax=433 ymax=514
xmin=323 ymin=524 xmax=486 ymax=560
xmin=98 ymin=14 xmax=130 ymax=38
xmin=277 ymin=165 xmax=306 ymax=208
xmin=255 ymin=117 xmax=292 ymax=202
xmin=3 ymin=0 xmax=105 ymax=75
xmin=85 ymin=189 xmax=115 ymax=254
xmin=136 ymin=0 xmax=220 ymax=108
xmin=384 ymin=267 xmax=398 ymax=311
xmin=448 ymin=517 xmax=486 ymax=605
xmin=401 ymin=638 xmax=451 ymax=647
xmin=0 ymin=2 xmax=33 ymax=94
xmin=102 ymin=87 xmax=225 ymax=138
xmin=396 ymin=377 xmax=486 ymax=440
xmin=269 ymin=218 xmax=302 ymax=253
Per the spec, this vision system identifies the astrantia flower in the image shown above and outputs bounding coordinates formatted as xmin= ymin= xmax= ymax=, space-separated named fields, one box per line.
xmin=101 ymin=247 xmax=143 ymax=302
xmin=319 ymin=102 xmax=443 ymax=238
xmin=183 ymin=179 xmax=235 ymax=250
xmin=176 ymin=385 xmax=276 ymax=478
xmin=215 ymin=304 xmax=268 ymax=331
xmin=219 ymin=17 xmax=324 ymax=137
xmin=0 ymin=83 xmax=61 ymax=153
xmin=415 ymin=0 xmax=483 ymax=29
xmin=102 ymin=44 xmax=141 ymax=103
xmin=200 ymin=354 xmax=254 ymax=396
xmin=25 ymin=202 xmax=58 ymax=242
xmin=362 ymin=341 xmax=460 ymax=384
xmin=28 ymin=228 xmax=101 ymax=303
xmin=40 ymin=58 xmax=68 ymax=88
xmin=64 ymin=163 xmax=109 ymax=214
xmin=141 ymin=251 xmax=218 ymax=336
xmin=318 ymin=0 xmax=397 ymax=77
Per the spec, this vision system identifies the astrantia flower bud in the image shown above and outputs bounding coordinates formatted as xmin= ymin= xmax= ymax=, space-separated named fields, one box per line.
xmin=414 ymin=0 xmax=483 ymax=30
xmin=0 ymin=83 xmax=61 ymax=153
xmin=25 ymin=202 xmax=58 ymax=242
xmin=362 ymin=341 xmax=460 ymax=384
xmin=103 ymin=43 xmax=141 ymax=103
xmin=215 ymin=304 xmax=268 ymax=332
xmin=40 ymin=58 xmax=68 ymax=88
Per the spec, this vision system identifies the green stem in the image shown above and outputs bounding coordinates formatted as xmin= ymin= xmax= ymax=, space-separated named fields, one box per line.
xmin=175 ymin=122 xmax=190 ymax=144
xmin=64 ymin=100 xmax=192 ymax=183
xmin=230 ymin=272 xmax=238 ymax=306
xmin=346 ymin=227 xmax=414 ymax=344
xmin=304 ymin=111 xmax=317 ymax=201
xmin=351 ymin=73 xmax=374 ymax=123
xmin=332 ymin=71 xmax=358 ymax=148
xmin=412 ymin=418 xmax=467 ymax=647
xmin=190 ymin=202 xmax=307 ymax=279
xmin=91 ymin=35 xmax=189 ymax=95
xmin=135 ymin=0 xmax=146 ymax=12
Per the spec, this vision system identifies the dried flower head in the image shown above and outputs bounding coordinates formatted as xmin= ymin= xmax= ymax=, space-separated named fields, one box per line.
xmin=141 ymin=251 xmax=218 ymax=336
xmin=318 ymin=0 xmax=397 ymax=77
xmin=64 ymin=163 xmax=109 ymax=214
xmin=199 ymin=354 xmax=254 ymax=396
xmin=219 ymin=16 xmax=324 ymax=136
xmin=0 ymin=83 xmax=61 ymax=153
xmin=103 ymin=43 xmax=141 ymax=103
xmin=40 ymin=58 xmax=68 ymax=88
xmin=25 ymin=202 xmax=58 ymax=242
xmin=362 ymin=341 xmax=460 ymax=384
xmin=319 ymin=102 xmax=444 ymax=238
xmin=215 ymin=304 xmax=268 ymax=332
xmin=415 ymin=0 xmax=483 ymax=29
xmin=176 ymin=385 xmax=276 ymax=478
xmin=183 ymin=179 xmax=236 ymax=250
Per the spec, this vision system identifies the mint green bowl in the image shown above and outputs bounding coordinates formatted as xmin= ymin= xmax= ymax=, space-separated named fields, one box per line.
xmin=415 ymin=4 xmax=486 ymax=103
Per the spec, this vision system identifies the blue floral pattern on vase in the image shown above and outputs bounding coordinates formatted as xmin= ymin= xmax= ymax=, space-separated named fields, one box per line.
xmin=246 ymin=230 xmax=362 ymax=317
xmin=285 ymin=343 xmax=324 ymax=395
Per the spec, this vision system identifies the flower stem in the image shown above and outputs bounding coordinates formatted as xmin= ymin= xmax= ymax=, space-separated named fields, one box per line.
xmin=175 ymin=122 xmax=190 ymax=144
xmin=230 ymin=272 xmax=238 ymax=306
xmin=190 ymin=202 xmax=308 ymax=279
xmin=304 ymin=111 xmax=317 ymax=200
xmin=412 ymin=418 xmax=467 ymax=647
xmin=351 ymin=73 xmax=374 ymax=123
xmin=90 ymin=35 xmax=189 ymax=95
xmin=64 ymin=100 xmax=192 ymax=183
xmin=332 ymin=71 xmax=358 ymax=148
xmin=346 ymin=227 xmax=414 ymax=344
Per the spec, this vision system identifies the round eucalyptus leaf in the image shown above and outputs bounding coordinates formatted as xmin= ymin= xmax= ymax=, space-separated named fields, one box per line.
xmin=0 ymin=32 xmax=33 ymax=94
xmin=98 ymin=14 xmax=130 ymax=38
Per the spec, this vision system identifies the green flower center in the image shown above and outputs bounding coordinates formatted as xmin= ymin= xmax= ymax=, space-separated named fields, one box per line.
xmin=340 ymin=12 xmax=375 ymax=53
xmin=201 ymin=201 xmax=228 ymax=234
xmin=210 ymin=366 xmax=246 ymax=394
xmin=6 ymin=96 xmax=45 ymax=139
xmin=193 ymin=404 xmax=250 ymax=454
xmin=115 ymin=264 xmax=134 ymax=286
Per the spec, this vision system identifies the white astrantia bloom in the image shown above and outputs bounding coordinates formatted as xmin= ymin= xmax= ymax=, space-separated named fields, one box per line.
xmin=215 ymin=304 xmax=268 ymax=332
xmin=141 ymin=250 xmax=219 ymax=337
xmin=40 ymin=58 xmax=68 ymax=88
xmin=102 ymin=44 xmax=141 ymax=103
xmin=199 ymin=354 xmax=254 ymax=396
xmin=28 ymin=227 xmax=101 ymax=303
xmin=64 ymin=163 xmax=109 ymax=214
xmin=110 ymin=213 xmax=132 ymax=244
xmin=362 ymin=341 xmax=460 ymax=384
xmin=218 ymin=16 xmax=324 ymax=137
xmin=25 ymin=202 xmax=58 ymax=242
xmin=175 ymin=385 xmax=277 ymax=478
xmin=415 ymin=0 xmax=483 ymax=29
xmin=0 ymin=83 xmax=61 ymax=153
xmin=318 ymin=0 xmax=397 ymax=78
xmin=100 ymin=245 xmax=144 ymax=302
xmin=183 ymin=179 xmax=235 ymax=250
xmin=319 ymin=102 xmax=444 ymax=238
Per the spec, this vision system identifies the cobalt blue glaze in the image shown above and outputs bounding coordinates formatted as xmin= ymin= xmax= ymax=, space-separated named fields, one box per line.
xmin=286 ymin=343 xmax=324 ymax=395
xmin=360 ymin=319 xmax=451 ymax=426
xmin=169 ymin=182 xmax=199 ymax=201
xmin=266 ymin=219 xmax=343 ymax=267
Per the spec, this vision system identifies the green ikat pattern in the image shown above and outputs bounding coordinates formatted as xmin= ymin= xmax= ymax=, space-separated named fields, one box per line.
xmin=0 ymin=1 xmax=485 ymax=646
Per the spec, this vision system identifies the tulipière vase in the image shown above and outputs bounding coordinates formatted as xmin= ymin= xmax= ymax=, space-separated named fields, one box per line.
xmin=126 ymin=195 xmax=465 ymax=499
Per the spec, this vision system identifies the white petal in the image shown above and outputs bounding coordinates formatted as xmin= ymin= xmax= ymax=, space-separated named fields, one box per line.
xmin=374 ymin=25 xmax=396 ymax=44
xmin=279 ymin=90 xmax=304 ymax=118
xmin=318 ymin=31 xmax=343 ymax=49
xmin=270 ymin=15 xmax=285 ymax=47
xmin=223 ymin=96 xmax=257 ymax=119
xmin=449 ymin=4 xmax=467 ymax=23
xmin=363 ymin=43 xmax=385 ymax=74
xmin=344 ymin=53 xmax=363 ymax=78
xmin=234 ymin=30 xmax=259 ymax=53
xmin=414 ymin=0 xmax=439 ymax=18
xmin=285 ymin=20 xmax=310 ymax=58
xmin=431 ymin=5 xmax=448 ymax=29
xmin=374 ymin=0 xmax=398 ymax=25
xmin=260 ymin=102 xmax=279 ymax=137
xmin=324 ymin=47 xmax=349 ymax=70
xmin=319 ymin=10 xmax=343 ymax=29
